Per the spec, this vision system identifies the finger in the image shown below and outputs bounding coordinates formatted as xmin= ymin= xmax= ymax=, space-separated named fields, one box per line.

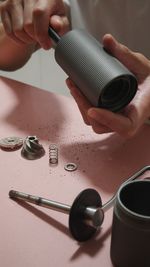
xmin=88 ymin=107 xmax=136 ymax=138
xmin=66 ymin=78 xmax=91 ymax=125
xmin=103 ymin=34 xmax=150 ymax=82
xmin=0 ymin=9 xmax=12 ymax=35
xmin=23 ymin=0 xmax=37 ymax=40
xmin=75 ymin=102 xmax=91 ymax=125
xmin=88 ymin=85 xmax=150 ymax=138
xmin=88 ymin=117 xmax=112 ymax=134
xmin=10 ymin=2 xmax=34 ymax=44
xmin=33 ymin=0 xmax=69 ymax=49
xmin=0 ymin=10 xmax=22 ymax=44
xmin=66 ymin=79 xmax=91 ymax=109
xmin=50 ymin=15 xmax=69 ymax=35
xmin=33 ymin=1 xmax=53 ymax=49
xmin=1 ymin=2 xmax=34 ymax=44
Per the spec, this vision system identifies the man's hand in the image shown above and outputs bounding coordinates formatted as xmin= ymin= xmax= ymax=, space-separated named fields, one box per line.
xmin=66 ymin=34 xmax=150 ymax=138
xmin=0 ymin=0 xmax=69 ymax=49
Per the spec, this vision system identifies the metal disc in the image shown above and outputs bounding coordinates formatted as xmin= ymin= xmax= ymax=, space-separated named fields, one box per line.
xmin=0 ymin=136 xmax=23 ymax=150
xmin=64 ymin=163 xmax=77 ymax=172
xmin=69 ymin=188 xmax=102 ymax=242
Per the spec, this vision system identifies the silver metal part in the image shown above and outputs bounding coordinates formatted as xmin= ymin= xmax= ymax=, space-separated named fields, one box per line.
xmin=8 ymin=166 xmax=150 ymax=237
xmin=64 ymin=163 xmax=77 ymax=172
xmin=9 ymin=190 xmax=70 ymax=214
xmin=102 ymin=165 xmax=150 ymax=212
xmin=0 ymin=136 xmax=23 ymax=150
xmin=49 ymin=144 xmax=58 ymax=164
xmin=21 ymin=136 xmax=45 ymax=160
xmin=84 ymin=207 xmax=104 ymax=228
xmin=9 ymin=190 xmax=102 ymax=229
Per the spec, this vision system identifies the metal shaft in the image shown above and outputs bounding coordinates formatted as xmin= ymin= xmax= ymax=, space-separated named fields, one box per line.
xmin=9 ymin=190 xmax=70 ymax=214
xmin=9 ymin=165 xmax=150 ymax=230
xmin=9 ymin=190 xmax=102 ymax=228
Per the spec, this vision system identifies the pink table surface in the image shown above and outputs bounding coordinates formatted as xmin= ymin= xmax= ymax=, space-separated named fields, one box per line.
xmin=0 ymin=76 xmax=150 ymax=267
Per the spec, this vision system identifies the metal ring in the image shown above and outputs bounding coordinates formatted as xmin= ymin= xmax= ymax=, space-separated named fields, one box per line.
xmin=64 ymin=163 xmax=77 ymax=172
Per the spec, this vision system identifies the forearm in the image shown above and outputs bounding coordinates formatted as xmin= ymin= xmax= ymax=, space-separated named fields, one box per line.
xmin=0 ymin=23 xmax=38 ymax=71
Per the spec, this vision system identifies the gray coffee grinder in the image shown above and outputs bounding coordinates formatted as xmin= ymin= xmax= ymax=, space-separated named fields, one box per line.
xmin=48 ymin=27 xmax=137 ymax=112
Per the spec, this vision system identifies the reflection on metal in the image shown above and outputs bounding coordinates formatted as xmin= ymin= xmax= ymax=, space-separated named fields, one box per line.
xmin=21 ymin=136 xmax=45 ymax=160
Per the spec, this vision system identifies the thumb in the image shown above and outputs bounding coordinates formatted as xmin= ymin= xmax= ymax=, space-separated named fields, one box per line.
xmin=102 ymin=34 xmax=150 ymax=82
xmin=50 ymin=15 xmax=69 ymax=36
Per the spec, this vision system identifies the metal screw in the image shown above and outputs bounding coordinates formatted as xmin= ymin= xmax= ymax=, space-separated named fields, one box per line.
xmin=9 ymin=189 xmax=104 ymax=242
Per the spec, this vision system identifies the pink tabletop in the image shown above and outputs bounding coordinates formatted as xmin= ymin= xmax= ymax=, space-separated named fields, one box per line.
xmin=0 ymin=76 xmax=150 ymax=267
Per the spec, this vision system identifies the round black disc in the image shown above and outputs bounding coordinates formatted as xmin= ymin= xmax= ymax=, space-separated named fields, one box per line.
xmin=69 ymin=188 xmax=102 ymax=242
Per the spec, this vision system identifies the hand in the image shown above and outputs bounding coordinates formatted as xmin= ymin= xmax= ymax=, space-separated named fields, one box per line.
xmin=0 ymin=0 xmax=69 ymax=49
xmin=66 ymin=34 xmax=150 ymax=138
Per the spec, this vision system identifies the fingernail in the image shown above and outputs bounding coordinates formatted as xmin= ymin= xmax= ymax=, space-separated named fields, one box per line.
xmin=54 ymin=16 xmax=62 ymax=24
xmin=50 ymin=16 xmax=62 ymax=31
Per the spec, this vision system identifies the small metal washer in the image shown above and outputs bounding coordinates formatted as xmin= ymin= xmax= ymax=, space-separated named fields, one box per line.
xmin=64 ymin=163 xmax=77 ymax=172
xmin=0 ymin=136 xmax=23 ymax=150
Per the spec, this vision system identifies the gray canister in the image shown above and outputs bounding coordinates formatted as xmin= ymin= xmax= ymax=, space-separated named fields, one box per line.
xmin=110 ymin=180 xmax=150 ymax=267
xmin=54 ymin=29 xmax=137 ymax=112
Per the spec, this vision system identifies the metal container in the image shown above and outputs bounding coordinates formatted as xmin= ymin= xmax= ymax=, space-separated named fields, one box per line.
xmin=110 ymin=180 xmax=150 ymax=267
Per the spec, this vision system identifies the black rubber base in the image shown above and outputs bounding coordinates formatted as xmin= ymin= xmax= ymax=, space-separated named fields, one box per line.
xmin=69 ymin=188 xmax=102 ymax=242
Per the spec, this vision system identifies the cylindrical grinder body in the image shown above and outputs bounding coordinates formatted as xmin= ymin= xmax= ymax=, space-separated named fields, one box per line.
xmin=54 ymin=29 xmax=137 ymax=112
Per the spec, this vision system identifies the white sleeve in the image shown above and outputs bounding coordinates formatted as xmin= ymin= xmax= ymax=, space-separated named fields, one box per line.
xmin=63 ymin=0 xmax=71 ymax=26
xmin=63 ymin=0 xmax=70 ymax=7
